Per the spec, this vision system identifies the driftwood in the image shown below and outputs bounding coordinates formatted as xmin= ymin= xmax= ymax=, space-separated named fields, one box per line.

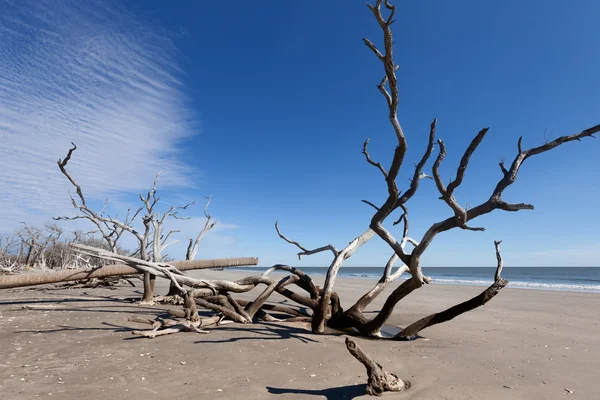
xmin=345 ymin=337 xmax=410 ymax=395
xmin=394 ymin=241 xmax=507 ymax=340
xmin=0 ymin=256 xmax=258 ymax=289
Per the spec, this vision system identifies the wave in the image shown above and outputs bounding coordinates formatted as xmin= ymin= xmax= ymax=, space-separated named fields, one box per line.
xmin=348 ymin=273 xmax=379 ymax=278
xmin=432 ymin=278 xmax=600 ymax=293
xmin=227 ymin=268 xmax=600 ymax=293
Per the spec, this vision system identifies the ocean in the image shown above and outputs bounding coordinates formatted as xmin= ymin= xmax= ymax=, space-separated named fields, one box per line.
xmin=231 ymin=266 xmax=600 ymax=293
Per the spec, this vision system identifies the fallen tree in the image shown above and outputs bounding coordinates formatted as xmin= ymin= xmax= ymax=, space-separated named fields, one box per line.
xmin=54 ymin=143 xmax=227 ymax=303
xmin=57 ymin=0 xmax=598 ymax=344
xmin=0 ymin=256 xmax=258 ymax=289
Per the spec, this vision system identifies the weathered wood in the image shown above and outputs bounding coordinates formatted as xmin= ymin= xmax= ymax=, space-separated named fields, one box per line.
xmin=345 ymin=337 xmax=409 ymax=396
xmin=235 ymin=299 xmax=311 ymax=317
xmin=395 ymin=240 xmax=507 ymax=340
xmin=195 ymin=297 xmax=250 ymax=323
xmin=0 ymin=257 xmax=258 ymax=289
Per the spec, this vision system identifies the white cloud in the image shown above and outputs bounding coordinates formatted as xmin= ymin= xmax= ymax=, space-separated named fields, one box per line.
xmin=0 ymin=0 xmax=197 ymax=233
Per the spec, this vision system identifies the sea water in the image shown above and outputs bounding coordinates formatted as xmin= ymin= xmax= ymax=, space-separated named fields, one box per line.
xmin=231 ymin=266 xmax=600 ymax=293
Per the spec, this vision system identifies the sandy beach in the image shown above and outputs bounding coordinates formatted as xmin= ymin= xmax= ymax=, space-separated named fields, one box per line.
xmin=1 ymin=269 xmax=598 ymax=399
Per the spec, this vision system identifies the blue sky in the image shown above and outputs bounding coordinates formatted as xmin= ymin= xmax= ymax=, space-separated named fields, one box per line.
xmin=1 ymin=0 xmax=599 ymax=267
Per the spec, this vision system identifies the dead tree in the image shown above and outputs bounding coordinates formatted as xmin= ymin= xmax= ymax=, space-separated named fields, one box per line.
xmin=16 ymin=223 xmax=42 ymax=268
xmin=273 ymin=0 xmax=600 ymax=337
xmin=56 ymin=143 xmax=155 ymax=301
xmin=138 ymin=171 xmax=196 ymax=301
xmin=165 ymin=195 xmax=217 ymax=296
xmin=186 ymin=195 xmax=217 ymax=261
xmin=0 ymin=235 xmax=20 ymax=273
xmin=55 ymin=144 xmax=219 ymax=304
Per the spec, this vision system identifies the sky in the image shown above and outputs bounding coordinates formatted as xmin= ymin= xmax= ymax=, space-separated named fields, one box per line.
xmin=1 ymin=0 xmax=599 ymax=268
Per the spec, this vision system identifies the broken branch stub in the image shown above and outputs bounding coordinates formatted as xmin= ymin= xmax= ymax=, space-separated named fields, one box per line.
xmin=345 ymin=337 xmax=410 ymax=396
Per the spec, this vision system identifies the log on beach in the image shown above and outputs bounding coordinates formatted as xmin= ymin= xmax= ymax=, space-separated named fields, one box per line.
xmin=0 ymin=257 xmax=259 ymax=289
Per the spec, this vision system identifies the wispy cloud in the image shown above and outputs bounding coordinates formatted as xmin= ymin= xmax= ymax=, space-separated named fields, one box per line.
xmin=0 ymin=0 xmax=197 ymax=232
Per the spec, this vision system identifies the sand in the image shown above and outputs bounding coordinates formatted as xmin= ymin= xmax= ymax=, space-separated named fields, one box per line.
xmin=0 ymin=269 xmax=598 ymax=399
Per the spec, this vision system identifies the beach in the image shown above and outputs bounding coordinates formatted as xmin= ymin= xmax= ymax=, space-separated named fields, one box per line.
xmin=1 ymin=269 xmax=598 ymax=399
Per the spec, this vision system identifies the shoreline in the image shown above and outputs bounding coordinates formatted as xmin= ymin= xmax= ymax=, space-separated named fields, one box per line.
xmin=227 ymin=267 xmax=600 ymax=294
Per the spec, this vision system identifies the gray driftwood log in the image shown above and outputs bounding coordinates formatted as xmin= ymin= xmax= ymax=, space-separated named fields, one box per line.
xmin=0 ymin=256 xmax=258 ymax=289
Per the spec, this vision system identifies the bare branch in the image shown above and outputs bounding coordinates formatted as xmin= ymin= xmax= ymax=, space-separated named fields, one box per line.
xmin=160 ymin=230 xmax=179 ymax=247
xmin=203 ymin=195 xmax=213 ymax=218
xmin=383 ymin=0 xmax=396 ymax=25
xmin=433 ymin=128 xmax=489 ymax=231
xmin=433 ymin=128 xmax=489 ymax=229
xmin=360 ymin=0 xmax=413 ymax=281
xmin=446 ymin=128 xmax=489 ymax=194
xmin=496 ymin=201 xmax=534 ymax=212
xmin=393 ymin=204 xmax=409 ymax=238
xmin=362 ymin=38 xmax=384 ymax=60
xmin=413 ymin=122 xmax=599 ymax=275
xmin=377 ymin=75 xmax=392 ymax=107
xmin=311 ymin=229 xmax=375 ymax=333
xmin=186 ymin=196 xmax=217 ymax=260
xmin=275 ymin=221 xmax=338 ymax=259
xmin=494 ymin=240 xmax=503 ymax=282
xmin=432 ymin=139 xmax=447 ymax=194
xmin=362 ymin=138 xmax=388 ymax=178
xmin=262 ymin=264 xmax=319 ymax=299
xmin=346 ymin=204 xmax=416 ymax=321
xmin=57 ymin=143 xmax=87 ymax=209
xmin=397 ymin=118 xmax=437 ymax=205
xmin=57 ymin=145 xmax=146 ymax=252
xmin=161 ymin=240 xmax=179 ymax=251
xmin=361 ymin=199 xmax=380 ymax=211
xmin=491 ymin=123 xmax=600 ymax=202
xmin=498 ymin=160 xmax=508 ymax=176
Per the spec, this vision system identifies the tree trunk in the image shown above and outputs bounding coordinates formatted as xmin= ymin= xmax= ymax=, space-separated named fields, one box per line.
xmin=0 ymin=257 xmax=259 ymax=289
xmin=140 ymin=272 xmax=156 ymax=304
xmin=24 ymin=242 xmax=35 ymax=267
xmin=166 ymin=281 xmax=181 ymax=296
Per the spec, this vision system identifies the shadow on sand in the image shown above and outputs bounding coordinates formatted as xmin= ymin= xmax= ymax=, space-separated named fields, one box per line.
xmin=266 ymin=384 xmax=368 ymax=399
